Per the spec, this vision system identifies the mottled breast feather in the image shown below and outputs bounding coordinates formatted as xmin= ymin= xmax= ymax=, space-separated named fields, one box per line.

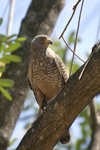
xmin=28 ymin=47 xmax=68 ymax=104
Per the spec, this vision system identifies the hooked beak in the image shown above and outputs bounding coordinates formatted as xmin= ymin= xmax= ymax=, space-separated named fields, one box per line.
xmin=45 ymin=38 xmax=53 ymax=45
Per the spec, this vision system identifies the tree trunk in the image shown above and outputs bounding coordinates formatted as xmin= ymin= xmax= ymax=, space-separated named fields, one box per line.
xmin=16 ymin=46 xmax=100 ymax=150
xmin=0 ymin=0 xmax=65 ymax=149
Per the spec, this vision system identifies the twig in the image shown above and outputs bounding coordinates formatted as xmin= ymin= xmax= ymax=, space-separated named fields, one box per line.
xmin=69 ymin=0 xmax=84 ymax=76
xmin=62 ymin=36 xmax=85 ymax=62
xmin=59 ymin=0 xmax=81 ymax=39
xmin=79 ymin=43 xmax=100 ymax=79
xmin=95 ymin=13 xmax=100 ymax=44
xmin=59 ymin=0 xmax=84 ymax=66
xmin=79 ymin=13 xmax=100 ymax=79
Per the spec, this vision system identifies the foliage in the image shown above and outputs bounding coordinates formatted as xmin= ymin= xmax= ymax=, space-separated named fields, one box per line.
xmin=75 ymin=108 xmax=92 ymax=150
xmin=68 ymin=31 xmax=81 ymax=44
xmin=8 ymin=138 xmax=17 ymax=150
xmin=0 ymin=18 xmax=26 ymax=100
xmin=53 ymin=109 xmax=91 ymax=150
xmin=49 ymin=40 xmax=66 ymax=62
xmin=9 ymin=138 xmax=17 ymax=147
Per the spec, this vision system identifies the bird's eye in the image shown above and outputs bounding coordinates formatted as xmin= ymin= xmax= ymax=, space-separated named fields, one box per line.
xmin=40 ymin=38 xmax=44 ymax=41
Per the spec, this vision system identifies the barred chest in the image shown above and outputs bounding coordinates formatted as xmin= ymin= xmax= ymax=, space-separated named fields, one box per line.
xmin=32 ymin=51 xmax=63 ymax=96
xmin=32 ymin=50 xmax=56 ymax=72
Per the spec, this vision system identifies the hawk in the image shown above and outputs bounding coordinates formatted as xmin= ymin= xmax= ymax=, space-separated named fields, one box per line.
xmin=28 ymin=35 xmax=70 ymax=144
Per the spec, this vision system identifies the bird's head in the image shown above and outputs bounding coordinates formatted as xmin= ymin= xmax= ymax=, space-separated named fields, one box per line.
xmin=31 ymin=35 xmax=53 ymax=50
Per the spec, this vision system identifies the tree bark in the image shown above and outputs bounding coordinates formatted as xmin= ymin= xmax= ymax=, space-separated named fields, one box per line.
xmin=0 ymin=0 xmax=65 ymax=149
xmin=16 ymin=46 xmax=100 ymax=150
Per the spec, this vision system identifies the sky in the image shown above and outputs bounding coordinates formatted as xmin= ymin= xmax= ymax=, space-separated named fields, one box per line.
xmin=0 ymin=0 xmax=100 ymax=61
xmin=0 ymin=0 xmax=100 ymax=149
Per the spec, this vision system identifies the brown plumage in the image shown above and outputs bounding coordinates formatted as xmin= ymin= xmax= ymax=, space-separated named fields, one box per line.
xmin=28 ymin=35 xmax=70 ymax=144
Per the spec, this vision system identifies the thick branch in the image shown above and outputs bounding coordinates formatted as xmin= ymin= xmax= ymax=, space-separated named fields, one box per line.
xmin=0 ymin=0 xmax=64 ymax=149
xmin=16 ymin=47 xmax=100 ymax=150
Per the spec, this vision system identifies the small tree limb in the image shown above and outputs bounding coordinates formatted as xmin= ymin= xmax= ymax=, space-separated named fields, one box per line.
xmin=16 ymin=46 xmax=100 ymax=150
xmin=69 ymin=0 xmax=84 ymax=76
xmin=59 ymin=0 xmax=81 ymax=39
xmin=88 ymin=100 xmax=100 ymax=150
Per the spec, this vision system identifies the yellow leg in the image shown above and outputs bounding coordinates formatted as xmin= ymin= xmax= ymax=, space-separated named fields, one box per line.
xmin=38 ymin=106 xmax=41 ymax=117
xmin=32 ymin=106 xmax=41 ymax=126
xmin=38 ymin=99 xmax=47 ymax=118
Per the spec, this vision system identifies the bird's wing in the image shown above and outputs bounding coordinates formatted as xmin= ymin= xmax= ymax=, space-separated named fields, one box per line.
xmin=54 ymin=54 xmax=68 ymax=83
xmin=28 ymin=61 xmax=46 ymax=109
xmin=28 ymin=61 xmax=33 ymax=90
xmin=47 ymin=48 xmax=68 ymax=83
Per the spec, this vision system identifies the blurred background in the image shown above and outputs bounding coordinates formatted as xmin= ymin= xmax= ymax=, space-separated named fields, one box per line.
xmin=0 ymin=0 xmax=100 ymax=150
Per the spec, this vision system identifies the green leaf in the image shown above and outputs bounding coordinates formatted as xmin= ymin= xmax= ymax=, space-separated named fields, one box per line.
xmin=86 ymin=52 xmax=89 ymax=58
xmin=3 ymin=54 xmax=22 ymax=63
xmin=24 ymin=122 xmax=31 ymax=129
xmin=9 ymin=138 xmax=17 ymax=147
xmin=16 ymin=37 xmax=26 ymax=41
xmin=0 ymin=58 xmax=11 ymax=64
xmin=0 ymin=34 xmax=7 ymax=42
xmin=6 ymin=41 xmax=12 ymax=45
xmin=96 ymin=103 xmax=100 ymax=111
xmin=68 ymin=31 xmax=81 ymax=44
xmin=53 ymin=41 xmax=60 ymax=46
xmin=0 ymin=66 xmax=6 ymax=73
xmin=4 ymin=42 xmax=21 ymax=53
xmin=23 ymin=105 xmax=31 ymax=111
xmin=68 ymin=61 xmax=80 ymax=74
xmin=0 ymin=43 xmax=5 ymax=52
xmin=0 ymin=79 xmax=14 ymax=87
xmin=0 ymin=18 xmax=3 ymax=25
xmin=7 ymin=34 xmax=17 ymax=40
xmin=68 ymin=31 xmax=75 ymax=43
xmin=77 ymin=38 xmax=81 ymax=42
xmin=0 ymin=86 xmax=12 ymax=101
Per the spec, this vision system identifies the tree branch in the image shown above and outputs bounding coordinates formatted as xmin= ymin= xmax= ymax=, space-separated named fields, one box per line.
xmin=89 ymin=100 xmax=98 ymax=127
xmin=16 ymin=47 xmax=100 ymax=150
xmin=88 ymin=100 xmax=100 ymax=150
xmin=0 ymin=0 xmax=65 ymax=149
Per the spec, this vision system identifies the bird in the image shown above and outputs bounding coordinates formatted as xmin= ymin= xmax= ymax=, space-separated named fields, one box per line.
xmin=28 ymin=35 xmax=70 ymax=144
